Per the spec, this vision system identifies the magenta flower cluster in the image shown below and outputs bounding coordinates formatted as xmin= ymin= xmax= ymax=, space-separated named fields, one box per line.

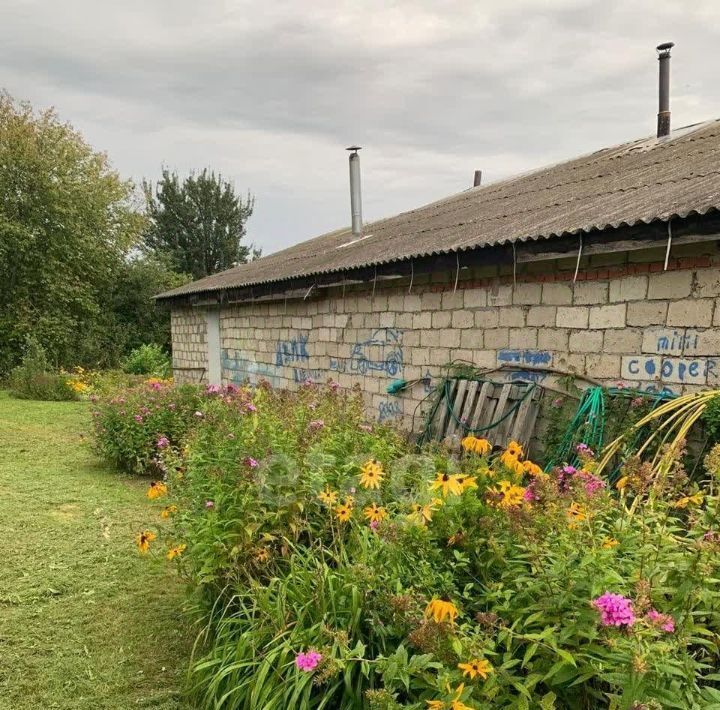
xmin=575 ymin=443 xmax=595 ymax=458
xmin=308 ymin=419 xmax=325 ymax=431
xmin=245 ymin=457 xmax=259 ymax=468
xmin=295 ymin=650 xmax=322 ymax=671
xmin=157 ymin=435 xmax=170 ymax=449
xmin=592 ymin=592 xmax=636 ymax=627
xmin=647 ymin=609 xmax=675 ymax=633
xmin=578 ymin=470 xmax=605 ymax=497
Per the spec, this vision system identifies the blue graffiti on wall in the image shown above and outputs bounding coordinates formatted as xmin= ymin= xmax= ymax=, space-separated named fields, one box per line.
xmin=329 ymin=357 xmax=347 ymax=373
xmin=222 ymin=349 xmax=280 ymax=387
xmin=350 ymin=328 xmax=403 ymax=377
xmin=378 ymin=399 xmax=403 ymax=422
xmin=656 ymin=330 xmax=699 ymax=353
xmin=275 ymin=333 xmax=309 ymax=367
xmin=292 ymin=367 xmax=325 ymax=384
xmin=497 ymin=349 xmax=553 ymax=367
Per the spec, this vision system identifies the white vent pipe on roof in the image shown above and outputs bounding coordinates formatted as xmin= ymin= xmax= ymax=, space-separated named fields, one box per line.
xmin=346 ymin=146 xmax=362 ymax=237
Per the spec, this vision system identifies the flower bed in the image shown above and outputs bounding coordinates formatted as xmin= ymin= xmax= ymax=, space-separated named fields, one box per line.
xmin=110 ymin=381 xmax=720 ymax=708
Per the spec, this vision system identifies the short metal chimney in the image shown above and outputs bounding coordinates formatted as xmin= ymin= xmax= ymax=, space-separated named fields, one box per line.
xmin=656 ymin=42 xmax=674 ymax=138
xmin=473 ymin=170 xmax=482 ymax=187
xmin=346 ymin=146 xmax=362 ymax=237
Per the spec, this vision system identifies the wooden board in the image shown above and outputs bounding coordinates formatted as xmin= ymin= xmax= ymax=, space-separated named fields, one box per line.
xmin=430 ymin=378 xmax=541 ymax=450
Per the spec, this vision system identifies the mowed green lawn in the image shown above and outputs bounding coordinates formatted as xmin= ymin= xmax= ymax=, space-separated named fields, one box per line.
xmin=0 ymin=392 xmax=193 ymax=709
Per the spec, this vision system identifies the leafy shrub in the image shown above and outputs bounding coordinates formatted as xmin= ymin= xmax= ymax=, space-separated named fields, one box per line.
xmin=121 ymin=344 xmax=171 ymax=378
xmin=7 ymin=337 xmax=77 ymax=401
xmin=128 ymin=383 xmax=720 ymax=708
xmin=91 ymin=380 xmax=205 ymax=475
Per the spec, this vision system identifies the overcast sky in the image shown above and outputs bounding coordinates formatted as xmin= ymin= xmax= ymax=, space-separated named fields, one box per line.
xmin=3 ymin=1 xmax=720 ymax=255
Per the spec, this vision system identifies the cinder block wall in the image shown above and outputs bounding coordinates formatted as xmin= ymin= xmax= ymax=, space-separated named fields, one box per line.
xmin=170 ymin=241 xmax=720 ymax=429
xmin=169 ymin=308 xmax=207 ymax=383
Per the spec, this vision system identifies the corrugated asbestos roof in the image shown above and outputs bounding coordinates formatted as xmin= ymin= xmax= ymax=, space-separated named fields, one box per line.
xmin=157 ymin=119 xmax=720 ymax=300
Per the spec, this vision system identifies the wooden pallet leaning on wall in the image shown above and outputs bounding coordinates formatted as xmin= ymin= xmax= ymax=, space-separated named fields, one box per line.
xmin=430 ymin=379 xmax=544 ymax=452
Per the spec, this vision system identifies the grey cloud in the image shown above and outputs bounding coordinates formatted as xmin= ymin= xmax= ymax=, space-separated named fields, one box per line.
xmin=2 ymin=0 xmax=720 ymax=253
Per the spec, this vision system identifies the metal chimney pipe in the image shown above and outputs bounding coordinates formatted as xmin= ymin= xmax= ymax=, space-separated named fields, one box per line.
xmin=346 ymin=146 xmax=362 ymax=237
xmin=656 ymin=42 xmax=674 ymax=138
xmin=473 ymin=170 xmax=482 ymax=187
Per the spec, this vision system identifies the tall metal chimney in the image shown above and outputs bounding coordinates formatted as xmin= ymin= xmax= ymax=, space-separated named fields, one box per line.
xmin=656 ymin=42 xmax=674 ymax=138
xmin=346 ymin=146 xmax=362 ymax=237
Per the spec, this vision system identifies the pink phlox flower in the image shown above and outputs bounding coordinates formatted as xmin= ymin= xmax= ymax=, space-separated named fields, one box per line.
xmin=295 ymin=650 xmax=322 ymax=671
xmin=245 ymin=457 xmax=259 ymax=468
xmin=157 ymin=436 xmax=170 ymax=449
xmin=134 ymin=414 xmax=143 ymax=423
xmin=205 ymin=384 xmax=222 ymax=395
xmin=329 ymin=381 xmax=340 ymax=392
xmin=577 ymin=470 xmax=605 ymax=497
xmin=703 ymin=530 xmax=720 ymax=544
xmin=369 ymin=520 xmax=379 ymax=531
xmin=149 ymin=382 xmax=163 ymax=390
xmin=523 ymin=484 xmax=539 ymax=502
xmin=562 ymin=465 xmax=577 ymax=475
xmin=246 ymin=403 xmax=257 ymax=413
xmin=308 ymin=419 xmax=325 ymax=431
xmin=359 ymin=424 xmax=373 ymax=433
xmin=592 ymin=592 xmax=636 ymax=627
xmin=646 ymin=608 xmax=675 ymax=633
xmin=630 ymin=396 xmax=644 ymax=408
xmin=205 ymin=500 xmax=214 ymax=509
xmin=576 ymin=443 xmax=595 ymax=458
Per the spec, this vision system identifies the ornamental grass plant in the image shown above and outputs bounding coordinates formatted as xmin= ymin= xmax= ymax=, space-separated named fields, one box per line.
xmin=99 ymin=380 xmax=720 ymax=708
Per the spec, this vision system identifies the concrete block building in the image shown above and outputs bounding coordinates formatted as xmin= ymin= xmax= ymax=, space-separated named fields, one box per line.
xmin=158 ymin=55 xmax=720 ymax=430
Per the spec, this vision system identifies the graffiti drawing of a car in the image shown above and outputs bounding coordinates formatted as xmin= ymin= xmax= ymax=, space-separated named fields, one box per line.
xmin=350 ymin=329 xmax=403 ymax=377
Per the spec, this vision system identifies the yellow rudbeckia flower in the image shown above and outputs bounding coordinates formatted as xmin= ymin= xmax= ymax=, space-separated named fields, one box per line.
xmin=359 ymin=460 xmax=385 ymax=489
xmin=335 ymin=504 xmax=352 ymax=522
xmin=363 ymin=503 xmax=388 ymax=524
xmin=317 ymin=488 xmax=338 ymax=506
xmin=160 ymin=504 xmax=178 ymax=519
xmin=424 ymin=598 xmax=459 ymax=625
xmin=135 ymin=530 xmax=156 ymax=554
xmin=166 ymin=544 xmax=186 ymax=561
xmin=458 ymin=658 xmax=493 ymax=680
xmin=455 ymin=475 xmax=478 ymax=492
xmin=429 ymin=472 xmax=462 ymax=497
xmin=147 ymin=481 xmax=167 ymax=499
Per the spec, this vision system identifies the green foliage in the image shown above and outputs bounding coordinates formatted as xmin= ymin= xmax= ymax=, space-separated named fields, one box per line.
xmin=7 ymin=336 xmax=77 ymax=401
xmin=91 ymin=381 xmax=204 ymax=475
xmin=98 ymin=254 xmax=188 ymax=362
xmin=702 ymin=395 xmax=720 ymax=447
xmin=101 ymin=382 xmax=720 ymax=708
xmin=122 ymin=343 xmax=172 ymax=377
xmin=143 ymin=168 xmax=258 ymax=280
xmin=0 ymin=92 xmax=147 ymax=374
